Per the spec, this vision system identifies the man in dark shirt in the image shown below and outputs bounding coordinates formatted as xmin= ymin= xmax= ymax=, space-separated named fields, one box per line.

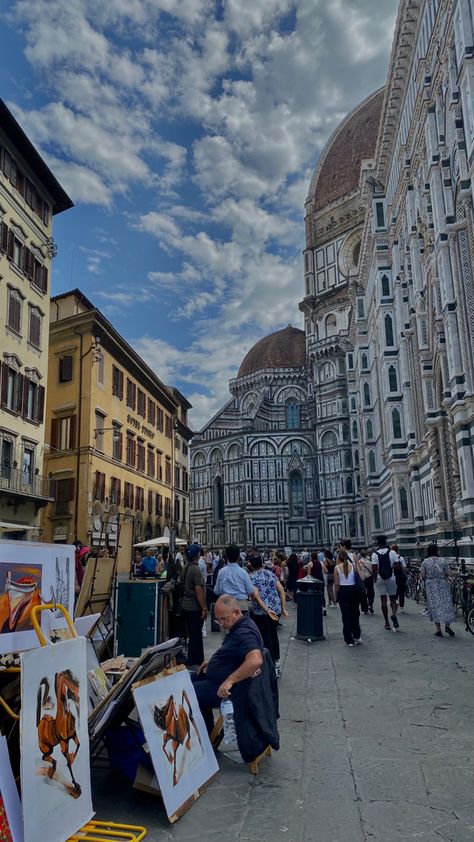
xmin=191 ymin=595 xmax=263 ymax=732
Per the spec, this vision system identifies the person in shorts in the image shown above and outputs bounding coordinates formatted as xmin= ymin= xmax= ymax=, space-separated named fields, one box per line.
xmin=371 ymin=535 xmax=401 ymax=631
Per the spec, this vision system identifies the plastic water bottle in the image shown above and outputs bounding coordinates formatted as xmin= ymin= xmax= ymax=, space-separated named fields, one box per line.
xmin=220 ymin=699 xmax=236 ymax=744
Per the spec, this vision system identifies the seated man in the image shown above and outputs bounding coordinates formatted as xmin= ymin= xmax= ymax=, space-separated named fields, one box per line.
xmin=191 ymin=595 xmax=263 ymax=733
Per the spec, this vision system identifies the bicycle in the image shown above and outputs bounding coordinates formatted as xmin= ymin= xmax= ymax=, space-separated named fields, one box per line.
xmin=450 ymin=562 xmax=474 ymax=635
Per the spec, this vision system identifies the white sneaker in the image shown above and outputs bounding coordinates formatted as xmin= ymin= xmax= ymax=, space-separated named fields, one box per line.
xmin=420 ymin=608 xmax=428 ymax=616
xmin=202 ymin=623 xmax=207 ymax=637
xmin=354 ymin=638 xmax=362 ymax=645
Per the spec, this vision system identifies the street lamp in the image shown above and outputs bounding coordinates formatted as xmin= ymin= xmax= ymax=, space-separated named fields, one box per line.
xmin=93 ymin=427 xmax=120 ymax=442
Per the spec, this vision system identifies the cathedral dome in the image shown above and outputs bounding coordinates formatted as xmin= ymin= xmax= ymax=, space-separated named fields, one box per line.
xmin=237 ymin=325 xmax=305 ymax=379
xmin=309 ymin=88 xmax=384 ymax=211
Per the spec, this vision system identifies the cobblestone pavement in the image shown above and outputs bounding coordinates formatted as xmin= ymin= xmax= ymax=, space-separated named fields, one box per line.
xmin=91 ymin=602 xmax=474 ymax=841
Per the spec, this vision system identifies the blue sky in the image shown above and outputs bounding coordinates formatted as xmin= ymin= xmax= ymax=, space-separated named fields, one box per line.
xmin=1 ymin=0 xmax=398 ymax=428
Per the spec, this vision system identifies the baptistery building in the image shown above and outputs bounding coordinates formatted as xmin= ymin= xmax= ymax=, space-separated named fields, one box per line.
xmin=191 ymin=0 xmax=474 ymax=557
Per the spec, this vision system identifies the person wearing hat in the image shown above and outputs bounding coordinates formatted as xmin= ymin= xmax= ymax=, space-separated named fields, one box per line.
xmin=181 ymin=543 xmax=208 ymax=668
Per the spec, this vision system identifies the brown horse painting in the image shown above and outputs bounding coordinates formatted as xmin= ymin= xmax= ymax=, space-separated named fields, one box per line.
xmin=36 ymin=670 xmax=81 ymax=796
xmin=0 ymin=572 xmax=41 ymax=633
xmin=153 ymin=689 xmax=203 ymax=786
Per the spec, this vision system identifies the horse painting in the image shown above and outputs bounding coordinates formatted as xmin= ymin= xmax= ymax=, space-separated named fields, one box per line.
xmin=0 ymin=571 xmax=41 ymax=634
xmin=152 ymin=689 xmax=203 ymax=787
xmin=36 ymin=670 xmax=81 ymax=796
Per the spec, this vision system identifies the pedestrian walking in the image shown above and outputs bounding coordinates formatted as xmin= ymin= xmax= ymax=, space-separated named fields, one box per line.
xmin=357 ymin=548 xmax=374 ymax=614
xmin=334 ymin=550 xmax=361 ymax=646
xmin=391 ymin=543 xmax=407 ymax=610
xmin=322 ymin=549 xmax=337 ymax=608
xmin=249 ymin=555 xmax=287 ymax=675
xmin=420 ymin=544 xmax=456 ymax=637
xmin=181 ymin=543 xmax=208 ymax=668
xmin=372 ymin=535 xmax=401 ymax=631
xmin=286 ymin=552 xmax=300 ymax=606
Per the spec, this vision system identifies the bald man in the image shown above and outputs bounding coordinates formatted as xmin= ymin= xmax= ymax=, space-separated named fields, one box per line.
xmin=191 ymin=595 xmax=264 ymax=732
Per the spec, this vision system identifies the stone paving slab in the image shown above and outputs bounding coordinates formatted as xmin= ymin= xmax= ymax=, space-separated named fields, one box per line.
xmin=92 ymin=601 xmax=474 ymax=841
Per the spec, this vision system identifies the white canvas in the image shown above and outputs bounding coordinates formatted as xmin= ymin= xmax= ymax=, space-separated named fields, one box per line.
xmin=0 ymin=541 xmax=75 ymax=654
xmin=0 ymin=735 xmax=23 ymax=842
xmin=132 ymin=669 xmax=218 ymax=821
xmin=20 ymin=638 xmax=94 ymax=842
xmin=49 ymin=551 xmax=75 ymax=626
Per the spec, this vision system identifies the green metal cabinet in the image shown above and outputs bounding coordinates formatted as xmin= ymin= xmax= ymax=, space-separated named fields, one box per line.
xmin=115 ymin=579 xmax=166 ymax=657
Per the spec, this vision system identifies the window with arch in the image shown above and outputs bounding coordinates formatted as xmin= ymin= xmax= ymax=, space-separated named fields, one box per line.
xmin=345 ymin=451 xmax=352 ymax=469
xmin=342 ymin=423 xmax=349 ymax=442
xmin=399 ymin=486 xmax=409 ymax=518
xmin=366 ymin=419 xmax=374 ymax=440
xmin=384 ymin=314 xmax=394 ymax=346
xmin=392 ymin=408 xmax=402 ymax=439
xmin=213 ymin=476 xmax=224 ymax=522
xmin=289 ymin=471 xmax=304 ymax=518
xmin=320 ymin=361 xmax=334 ymax=381
xmin=356 ymin=473 xmax=361 ymax=490
xmin=350 ymin=396 xmax=356 ymax=411
xmin=363 ymin=382 xmax=371 ymax=406
xmin=359 ymin=514 xmax=365 ymax=535
xmin=286 ymin=401 xmax=300 ymax=429
xmin=325 ymin=313 xmax=337 ymax=336
xmin=321 ymin=431 xmax=338 ymax=450
xmin=354 ymin=449 xmax=359 ymax=466
xmin=346 ymin=476 xmax=353 ymax=494
xmin=381 ymin=274 xmax=390 ymax=296
xmin=388 ymin=365 xmax=398 ymax=392
xmin=352 ymin=420 xmax=358 ymax=441
xmin=361 ymin=352 xmax=368 ymax=370
xmin=368 ymin=450 xmax=376 ymax=473
xmin=373 ymin=504 xmax=381 ymax=529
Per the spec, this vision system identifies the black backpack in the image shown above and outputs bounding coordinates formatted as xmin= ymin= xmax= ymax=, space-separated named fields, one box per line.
xmin=376 ymin=550 xmax=393 ymax=580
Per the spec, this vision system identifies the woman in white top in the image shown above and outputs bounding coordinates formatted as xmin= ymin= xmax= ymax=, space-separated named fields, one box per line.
xmin=333 ymin=550 xmax=362 ymax=647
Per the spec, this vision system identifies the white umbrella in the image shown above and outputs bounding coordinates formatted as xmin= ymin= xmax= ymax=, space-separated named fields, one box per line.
xmin=133 ymin=536 xmax=187 ymax=548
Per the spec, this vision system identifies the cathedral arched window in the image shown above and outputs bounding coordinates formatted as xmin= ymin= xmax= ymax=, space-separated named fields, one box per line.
xmin=355 ymin=449 xmax=359 ymax=466
xmin=342 ymin=423 xmax=349 ymax=442
xmin=352 ymin=420 xmax=358 ymax=441
xmin=321 ymin=430 xmax=338 ymax=450
xmin=388 ymin=365 xmax=398 ymax=392
xmin=384 ymin=315 xmax=394 ymax=347
xmin=373 ymin=504 xmax=381 ymax=530
xmin=350 ymin=396 xmax=356 ymax=412
xmin=368 ymin=450 xmax=376 ymax=474
xmin=381 ymin=274 xmax=390 ymax=296
xmin=361 ymin=352 xmax=368 ymax=370
xmin=286 ymin=401 xmax=300 ymax=429
xmin=356 ymin=473 xmax=361 ymax=490
xmin=399 ymin=486 xmax=409 ymax=519
xmin=392 ymin=408 xmax=402 ymax=439
xmin=363 ymin=382 xmax=371 ymax=406
xmin=289 ymin=471 xmax=304 ymax=518
xmin=366 ymin=419 xmax=374 ymax=440
xmin=325 ymin=313 xmax=337 ymax=337
xmin=346 ymin=476 xmax=353 ymax=495
xmin=345 ymin=451 xmax=352 ymax=469
xmin=320 ymin=361 xmax=334 ymax=381
xmin=213 ymin=476 xmax=224 ymax=523
xmin=359 ymin=514 xmax=365 ymax=536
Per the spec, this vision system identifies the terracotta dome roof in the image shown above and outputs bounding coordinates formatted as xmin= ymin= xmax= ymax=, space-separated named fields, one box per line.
xmin=237 ymin=325 xmax=305 ymax=379
xmin=310 ymin=88 xmax=384 ymax=211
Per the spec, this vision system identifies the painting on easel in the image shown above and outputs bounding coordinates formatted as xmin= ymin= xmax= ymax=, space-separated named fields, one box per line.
xmin=0 ymin=561 xmax=42 ymax=655
xmin=20 ymin=637 xmax=93 ymax=842
xmin=132 ymin=667 xmax=218 ymax=822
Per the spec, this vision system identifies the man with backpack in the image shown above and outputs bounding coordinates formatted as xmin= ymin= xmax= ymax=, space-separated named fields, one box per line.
xmin=371 ymin=535 xmax=401 ymax=631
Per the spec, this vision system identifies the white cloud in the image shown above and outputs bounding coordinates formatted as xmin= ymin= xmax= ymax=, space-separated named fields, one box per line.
xmin=7 ymin=0 xmax=399 ymax=426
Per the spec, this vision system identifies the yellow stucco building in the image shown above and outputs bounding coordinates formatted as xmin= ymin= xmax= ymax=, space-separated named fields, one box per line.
xmin=0 ymin=99 xmax=72 ymax=538
xmin=41 ymin=289 xmax=192 ymax=550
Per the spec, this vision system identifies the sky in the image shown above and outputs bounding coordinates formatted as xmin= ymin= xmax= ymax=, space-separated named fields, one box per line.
xmin=1 ymin=0 xmax=398 ymax=430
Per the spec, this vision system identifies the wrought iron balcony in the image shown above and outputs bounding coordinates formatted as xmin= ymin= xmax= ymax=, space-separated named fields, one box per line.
xmin=0 ymin=466 xmax=54 ymax=503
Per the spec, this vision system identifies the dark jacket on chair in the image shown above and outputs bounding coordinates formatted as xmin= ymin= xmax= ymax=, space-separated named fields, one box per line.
xmin=231 ymin=649 xmax=279 ymax=762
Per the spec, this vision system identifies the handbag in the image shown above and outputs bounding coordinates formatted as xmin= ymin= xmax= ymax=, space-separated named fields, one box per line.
xmin=358 ymin=559 xmax=373 ymax=581
xmin=353 ymin=564 xmax=366 ymax=595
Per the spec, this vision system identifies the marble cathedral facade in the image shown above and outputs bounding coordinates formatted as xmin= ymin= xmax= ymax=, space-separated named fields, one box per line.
xmin=191 ymin=0 xmax=474 ymax=557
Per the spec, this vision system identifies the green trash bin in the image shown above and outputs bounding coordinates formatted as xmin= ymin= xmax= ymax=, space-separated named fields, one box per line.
xmin=295 ymin=576 xmax=325 ymax=641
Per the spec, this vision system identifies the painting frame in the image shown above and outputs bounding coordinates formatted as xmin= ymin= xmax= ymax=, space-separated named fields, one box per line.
xmin=132 ymin=666 xmax=218 ymax=822
xmin=20 ymin=637 xmax=94 ymax=842
xmin=0 ymin=735 xmax=23 ymax=842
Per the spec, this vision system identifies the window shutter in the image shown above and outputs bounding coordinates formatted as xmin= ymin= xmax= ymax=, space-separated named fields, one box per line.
xmin=118 ymin=431 xmax=123 ymax=461
xmin=119 ymin=370 xmax=124 ymax=400
xmin=15 ymin=373 xmax=23 ymax=414
xmin=22 ymin=377 xmax=29 ymax=418
xmin=117 ymin=479 xmax=121 ymax=506
xmin=41 ymin=265 xmax=48 ymax=293
xmin=1 ymin=222 xmax=8 ymax=253
xmin=36 ymin=385 xmax=45 ymax=423
xmin=66 ymin=478 xmax=75 ymax=501
xmin=59 ymin=355 xmax=73 ymax=382
xmin=51 ymin=418 xmax=59 ymax=449
xmin=100 ymin=472 xmax=106 ymax=501
xmin=69 ymin=414 xmax=77 ymax=449
xmin=7 ymin=229 xmax=14 ymax=260
xmin=0 ymin=363 xmax=7 ymax=407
